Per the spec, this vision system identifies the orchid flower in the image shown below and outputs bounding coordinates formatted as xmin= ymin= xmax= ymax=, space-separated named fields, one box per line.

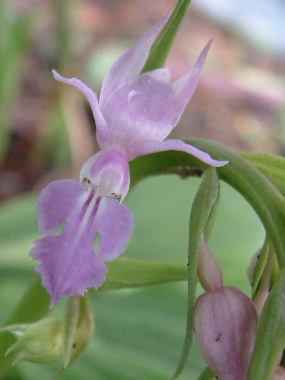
xmin=30 ymin=17 xmax=228 ymax=307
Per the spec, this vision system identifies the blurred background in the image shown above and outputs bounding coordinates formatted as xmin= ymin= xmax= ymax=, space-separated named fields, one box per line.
xmin=0 ymin=1 xmax=284 ymax=379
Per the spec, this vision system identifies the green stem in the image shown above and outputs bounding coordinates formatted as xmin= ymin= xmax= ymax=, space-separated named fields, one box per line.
xmin=130 ymin=138 xmax=285 ymax=267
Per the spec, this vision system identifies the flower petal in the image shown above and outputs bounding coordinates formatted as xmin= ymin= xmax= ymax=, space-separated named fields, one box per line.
xmin=171 ymin=41 xmax=212 ymax=126
xmin=31 ymin=233 xmax=108 ymax=308
xmin=37 ymin=179 xmax=86 ymax=235
xmin=127 ymin=139 xmax=228 ymax=167
xmin=96 ymin=197 xmax=134 ymax=262
xmin=52 ymin=70 xmax=111 ymax=147
xmin=100 ymin=69 xmax=179 ymax=150
xmin=30 ymin=187 xmax=134 ymax=307
xmin=31 ymin=190 xmax=106 ymax=306
xmin=100 ymin=15 xmax=169 ymax=102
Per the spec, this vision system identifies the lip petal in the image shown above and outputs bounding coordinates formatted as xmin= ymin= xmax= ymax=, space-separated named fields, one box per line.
xmin=37 ymin=179 xmax=86 ymax=235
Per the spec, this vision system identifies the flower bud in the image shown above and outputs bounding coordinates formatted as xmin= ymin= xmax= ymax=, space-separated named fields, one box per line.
xmin=198 ymin=237 xmax=223 ymax=291
xmin=1 ymin=318 xmax=63 ymax=364
xmin=272 ymin=366 xmax=285 ymax=380
xmin=194 ymin=287 xmax=258 ymax=380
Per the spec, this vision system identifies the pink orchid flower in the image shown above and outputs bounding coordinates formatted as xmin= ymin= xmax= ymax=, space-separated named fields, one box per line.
xmin=30 ymin=17 xmax=228 ymax=307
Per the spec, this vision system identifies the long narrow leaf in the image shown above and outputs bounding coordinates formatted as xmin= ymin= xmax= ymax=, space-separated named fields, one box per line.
xmin=172 ymin=168 xmax=219 ymax=378
xmin=100 ymin=258 xmax=187 ymax=291
xmin=248 ymin=268 xmax=285 ymax=380
xmin=241 ymin=151 xmax=285 ymax=197
xmin=142 ymin=0 xmax=192 ymax=72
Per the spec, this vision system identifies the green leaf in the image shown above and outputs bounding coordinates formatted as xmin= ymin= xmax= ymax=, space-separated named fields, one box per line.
xmin=241 ymin=151 xmax=285 ymax=197
xmin=248 ymin=268 xmax=285 ymax=380
xmin=251 ymin=237 xmax=269 ymax=298
xmin=130 ymin=138 xmax=285 ymax=268
xmin=0 ymin=276 xmax=50 ymax=376
xmin=0 ymin=3 xmax=31 ymax=159
xmin=100 ymin=258 xmax=187 ymax=291
xmin=197 ymin=367 xmax=217 ymax=380
xmin=142 ymin=0 xmax=192 ymax=72
xmin=172 ymin=168 xmax=220 ymax=378
xmin=203 ymin=186 xmax=220 ymax=242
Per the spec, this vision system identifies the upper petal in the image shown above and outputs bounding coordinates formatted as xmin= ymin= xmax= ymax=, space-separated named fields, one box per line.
xmin=99 ymin=15 xmax=169 ymax=103
xmin=37 ymin=179 xmax=86 ymax=235
xmin=100 ymin=69 xmax=178 ymax=150
xmin=127 ymin=139 xmax=228 ymax=167
xmin=171 ymin=41 xmax=212 ymax=126
xmin=52 ymin=70 xmax=111 ymax=147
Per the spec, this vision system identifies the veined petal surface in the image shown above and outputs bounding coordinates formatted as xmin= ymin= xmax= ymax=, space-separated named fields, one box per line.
xmin=128 ymin=139 xmax=228 ymax=167
xmin=171 ymin=41 xmax=212 ymax=124
xmin=97 ymin=197 xmax=134 ymax=262
xmin=100 ymin=69 xmax=177 ymax=150
xmin=52 ymin=70 xmax=111 ymax=147
xmin=37 ymin=179 xmax=87 ymax=235
xmin=30 ymin=183 xmax=134 ymax=307
xmin=99 ymin=15 xmax=169 ymax=102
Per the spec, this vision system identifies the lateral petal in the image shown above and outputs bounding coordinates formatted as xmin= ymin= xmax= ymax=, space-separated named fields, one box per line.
xmin=128 ymin=139 xmax=228 ymax=167
xmin=52 ymin=70 xmax=111 ymax=147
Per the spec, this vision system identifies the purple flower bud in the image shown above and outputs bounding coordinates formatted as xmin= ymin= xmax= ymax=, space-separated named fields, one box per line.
xmin=194 ymin=287 xmax=258 ymax=380
xmin=272 ymin=366 xmax=285 ymax=380
xmin=198 ymin=237 xmax=223 ymax=291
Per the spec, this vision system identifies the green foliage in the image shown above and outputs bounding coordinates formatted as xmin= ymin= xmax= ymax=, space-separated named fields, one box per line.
xmin=130 ymin=138 xmax=285 ymax=268
xmin=251 ymin=237 xmax=269 ymax=298
xmin=0 ymin=2 xmax=31 ymax=159
xmin=102 ymin=258 xmax=187 ymax=290
xmin=242 ymin=151 xmax=285 ymax=197
xmin=142 ymin=0 xmax=192 ymax=72
xmin=172 ymin=168 xmax=220 ymax=378
xmin=197 ymin=367 xmax=216 ymax=380
xmin=248 ymin=268 xmax=285 ymax=380
xmin=0 ymin=173 xmax=264 ymax=380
